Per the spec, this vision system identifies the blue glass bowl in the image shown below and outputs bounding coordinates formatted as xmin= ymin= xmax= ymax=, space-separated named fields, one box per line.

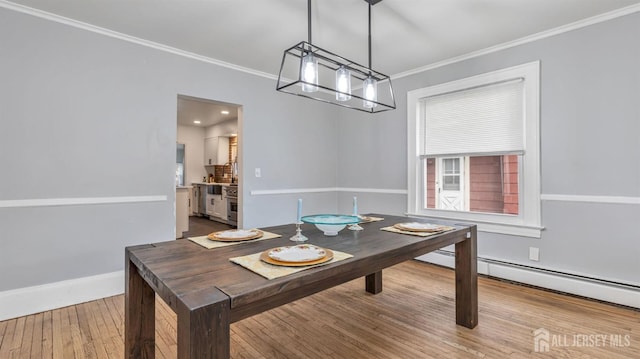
xmin=301 ymin=214 xmax=360 ymax=236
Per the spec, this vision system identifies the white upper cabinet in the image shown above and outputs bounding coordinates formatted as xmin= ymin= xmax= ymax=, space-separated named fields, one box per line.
xmin=218 ymin=136 xmax=229 ymax=164
xmin=204 ymin=136 xmax=230 ymax=166
xmin=204 ymin=137 xmax=218 ymax=166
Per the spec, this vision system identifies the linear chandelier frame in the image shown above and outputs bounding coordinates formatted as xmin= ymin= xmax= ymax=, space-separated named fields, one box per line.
xmin=276 ymin=0 xmax=396 ymax=113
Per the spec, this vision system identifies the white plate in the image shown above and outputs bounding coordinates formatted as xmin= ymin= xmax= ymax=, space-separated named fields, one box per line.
xmin=268 ymin=245 xmax=326 ymax=263
xmin=216 ymin=229 xmax=259 ymax=239
xmin=397 ymin=222 xmax=441 ymax=231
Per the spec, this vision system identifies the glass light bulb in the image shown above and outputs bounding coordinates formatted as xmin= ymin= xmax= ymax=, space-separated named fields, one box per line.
xmin=335 ymin=66 xmax=352 ymax=101
xmin=363 ymin=76 xmax=378 ymax=108
xmin=301 ymin=53 xmax=318 ymax=92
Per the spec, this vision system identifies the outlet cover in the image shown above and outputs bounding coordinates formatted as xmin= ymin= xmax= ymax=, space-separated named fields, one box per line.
xmin=529 ymin=247 xmax=540 ymax=261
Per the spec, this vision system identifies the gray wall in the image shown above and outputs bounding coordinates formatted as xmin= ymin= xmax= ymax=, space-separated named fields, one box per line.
xmin=0 ymin=7 xmax=338 ymax=292
xmin=1 ymin=3 xmax=637 ymax=298
xmin=337 ymin=12 xmax=640 ymax=285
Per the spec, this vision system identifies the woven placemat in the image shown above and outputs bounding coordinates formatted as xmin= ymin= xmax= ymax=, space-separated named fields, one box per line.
xmin=230 ymin=249 xmax=353 ymax=280
xmin=380 ymin=225 xmax=455 ymax=237
xmin=188 ymin=230 xmax=281 ymax=249
xmin=359 ymin=216 xmax=385 ymax=223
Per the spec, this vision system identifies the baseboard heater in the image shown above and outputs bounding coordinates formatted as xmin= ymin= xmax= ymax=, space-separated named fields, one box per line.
xmin=418 ymin=250 xmax=640 ymax=308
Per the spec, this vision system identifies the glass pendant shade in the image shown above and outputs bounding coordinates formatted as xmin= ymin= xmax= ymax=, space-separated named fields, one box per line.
xmin=335 ymin=66 xmax=352 ymax=101
xmin=301 ymin=52 xmax=318 ymax=92
xmin=363 ymin=76 xmax=378 ymax=108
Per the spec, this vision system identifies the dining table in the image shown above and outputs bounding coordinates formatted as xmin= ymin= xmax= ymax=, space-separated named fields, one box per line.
xmin=125 ymin=214 xmax=478 ymax=358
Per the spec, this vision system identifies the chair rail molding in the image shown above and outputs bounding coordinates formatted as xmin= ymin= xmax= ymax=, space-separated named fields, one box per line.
xmin=0 ymin=195 xmax=167 ymax=208
xmin=250 ymin=187 xmax=408 ymax=196
xmin=541 ymin=194 xmax=640 ymax=205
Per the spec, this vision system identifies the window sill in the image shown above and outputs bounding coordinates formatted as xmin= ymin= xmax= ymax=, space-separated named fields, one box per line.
xmin=406 ymin=212 xmax=544 ymax=238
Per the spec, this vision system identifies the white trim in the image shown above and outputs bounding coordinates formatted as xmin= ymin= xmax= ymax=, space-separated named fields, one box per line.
xmin=248 ymin=188 xmax=638 ymax=205
xmin=0 ymin=195 xmax=167 ymax=208
xmin=250 ymin=188 xmax=336 ymax=196
xmin=541 ymin=194 xmax=640 ymax=205
xmin=392 ymin=3 xmax=640 ymax=80
xmin=0 ymin=271 xmax=124 ymax=321
xmin=415 ymin=252 xmax=640 ymax=309
xmin=335 ymin=187 xmax=408 ymax=195
xmin=0 ymin=0 xmax=276 ymax=80
xmin=250 ymin=187 xmax=408 ymax=196
xmin=406 ymin=212 xmax=544 ymax=238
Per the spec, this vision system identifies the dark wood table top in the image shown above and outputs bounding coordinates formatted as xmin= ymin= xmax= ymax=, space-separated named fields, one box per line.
xmin=127 ymin=214 xmax=474 ymax=321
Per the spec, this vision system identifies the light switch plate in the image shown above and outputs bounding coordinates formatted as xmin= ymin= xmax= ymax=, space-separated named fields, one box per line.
xmin=255 ymin=168 xmax=261 ymax=178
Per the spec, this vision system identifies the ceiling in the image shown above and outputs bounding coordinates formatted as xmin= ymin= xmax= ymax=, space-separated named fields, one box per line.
xmin=177 ymin=96 xmax=239 ymax=128
xmin=9 ymin=0 xmax=637 ymax=127
xmin=6 ymin=0 xmax=640 ymax=78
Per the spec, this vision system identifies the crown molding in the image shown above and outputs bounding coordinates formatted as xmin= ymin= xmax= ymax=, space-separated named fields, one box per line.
xmin=2 ymin=1 xmax=638 ymax=84
xmin=391 ymin=3 xmax=640 ymax=80
xmin=0 ymin=0 xmax=277 ymax=80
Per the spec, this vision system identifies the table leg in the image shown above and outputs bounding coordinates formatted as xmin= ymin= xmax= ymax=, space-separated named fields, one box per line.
xmin=365 ymin=271 xmax=383 ymax=294
xmin=125 ymin=254 xmax=156 ymax=358
xmin=177 ymin=290 xmax=231 ymax=358
xmin=455 ymin=226 xmax=478 ymax=328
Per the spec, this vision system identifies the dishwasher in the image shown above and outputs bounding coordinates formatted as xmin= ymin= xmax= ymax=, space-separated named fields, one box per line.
xmin=196 ymin=184 xmax=208 ymax=216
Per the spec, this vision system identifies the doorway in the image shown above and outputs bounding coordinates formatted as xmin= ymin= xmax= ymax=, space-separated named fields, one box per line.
xmin=437 ymin=157 xmax=465 ymax=211
xmin=175 ymin=95 xmax=242 ymax=237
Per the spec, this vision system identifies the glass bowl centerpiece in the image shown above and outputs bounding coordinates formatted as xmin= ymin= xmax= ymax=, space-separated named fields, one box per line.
xmin=301 ymin=214 xmax=360 ymax=236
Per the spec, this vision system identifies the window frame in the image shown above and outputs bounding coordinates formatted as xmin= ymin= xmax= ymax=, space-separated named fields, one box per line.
xmin=407 ymin=61 xmax=542 ymax=238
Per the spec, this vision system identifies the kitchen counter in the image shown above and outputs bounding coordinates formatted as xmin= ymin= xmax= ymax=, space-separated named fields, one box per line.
xmin=176 ymin=185 xmax=193 ymax=189
xmin=191 ymin=182 xmax=236 ymax=186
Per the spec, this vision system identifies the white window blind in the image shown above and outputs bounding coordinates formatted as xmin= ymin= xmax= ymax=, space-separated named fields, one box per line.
xmin=422 ymin=79 xmax=524 ymax=157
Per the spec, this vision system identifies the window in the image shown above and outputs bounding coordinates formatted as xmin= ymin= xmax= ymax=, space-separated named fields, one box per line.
xmin=407 ymin=62 xmax=542 ymax=237
xmin=424 ymin=155 xmax=519 ymax=215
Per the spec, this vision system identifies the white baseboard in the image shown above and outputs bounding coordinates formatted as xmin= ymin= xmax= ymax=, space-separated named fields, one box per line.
xmin=2 ymin=253 xmax=638 ymax=321
xmin=0 ymin=271 xmax=124 ymax=321
xmin=416 ymin=252 xmax=640 ymax=309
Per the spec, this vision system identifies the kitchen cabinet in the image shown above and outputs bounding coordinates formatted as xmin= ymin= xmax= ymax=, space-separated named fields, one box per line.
xmin=217 ymin=136 xmax=229 ymax=164
xmin=176 ymin=187 xmax=190 ymax=238
xmin=204 ymin=136 xmax=230 ymax=166
xmin=190 ymin=187 xmax=197 ymax=215
xmin=206 ymin=193 xmax=215 ymax=216
xmin=207 ymin=193 xmax=226 ymax=221
xmin=204 ymin=137 xmax=218 ymax=166
xmin=213 ymin=193 xmax=226 ymax=219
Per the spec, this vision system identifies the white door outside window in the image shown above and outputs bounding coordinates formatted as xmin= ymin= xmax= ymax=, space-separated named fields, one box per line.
xmin=437 ymin=157 xmax=465 ymax=210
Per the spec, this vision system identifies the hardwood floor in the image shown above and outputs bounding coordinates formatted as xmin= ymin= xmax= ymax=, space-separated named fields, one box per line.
xmin=180 ymin=215 xmax=234 ymax=238
xmin=1 ymin=261 xmax=638 ymax=358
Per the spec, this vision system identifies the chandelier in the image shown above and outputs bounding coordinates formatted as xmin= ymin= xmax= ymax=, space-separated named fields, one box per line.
xmin=276 ymin=0 xmax=396 ymax=113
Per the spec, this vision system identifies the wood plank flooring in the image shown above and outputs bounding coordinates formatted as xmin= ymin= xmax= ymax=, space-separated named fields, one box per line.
xmin=1 ymin=261 xmax=638 ymax=358
xmin=180 ymin=215 xmax=234 ymax=239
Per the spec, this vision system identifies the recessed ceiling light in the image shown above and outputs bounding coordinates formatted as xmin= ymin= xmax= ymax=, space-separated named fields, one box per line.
xmin=193 ymin=120 xmax=201 ymax=124
xmin=221 ymin=110 xmax=230 ymax=115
